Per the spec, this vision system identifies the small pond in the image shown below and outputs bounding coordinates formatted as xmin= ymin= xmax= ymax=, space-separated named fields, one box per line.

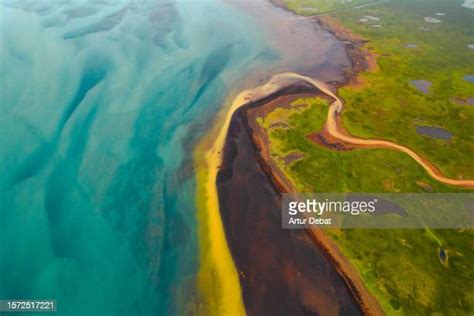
xmin=416 ymin=126 xmax=453 ymax=140
xmin=464 ymin=75 xmax=474 ymax=83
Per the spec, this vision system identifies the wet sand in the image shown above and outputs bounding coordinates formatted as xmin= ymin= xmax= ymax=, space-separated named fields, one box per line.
xmin=227 ymin=0 xmax=352 ymax=80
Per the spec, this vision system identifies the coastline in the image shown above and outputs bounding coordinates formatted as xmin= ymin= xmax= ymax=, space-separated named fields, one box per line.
xmin=196 ymin=6 xmax=384 ymax=314
xmin=221 ymin=5 xmax=474 ymax=314
xmin=195 ymin=2 xmax=473 ymax=315
xmin=191 ymin=1 xmax=356 ymax=312
xmin=316 ymin=15 xmax=379 ymax=89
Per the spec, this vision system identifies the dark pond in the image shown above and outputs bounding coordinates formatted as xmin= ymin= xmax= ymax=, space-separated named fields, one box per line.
xmin=416 ymin=126 xmax=453 ymax=140
xmin=439 ymin=248 xmax=448 ymax=264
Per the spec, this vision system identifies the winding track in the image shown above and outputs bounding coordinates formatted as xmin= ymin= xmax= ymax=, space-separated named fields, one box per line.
xmin=220 ymin=72 xmax=474 ymax=189
xmin=279 ymin=72 xmax=474 ymax=189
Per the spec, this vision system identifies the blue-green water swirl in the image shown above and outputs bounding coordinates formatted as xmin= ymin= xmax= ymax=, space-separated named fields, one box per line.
xmin=0 ymin=1 xmax=277 ymax=314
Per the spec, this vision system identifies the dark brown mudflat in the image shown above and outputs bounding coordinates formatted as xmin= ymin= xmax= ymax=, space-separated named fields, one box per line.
xmin=216 ymin=90 xmax=362 ymax=316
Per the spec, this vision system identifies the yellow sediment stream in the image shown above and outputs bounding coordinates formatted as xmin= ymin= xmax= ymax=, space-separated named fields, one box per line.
xmin=195 ymin=71 xmax=474 ymax=314
xmin=194 ymin=74 xmax=299 ymax=315
xmin=194 ymin=89 xmax=249 ymax=316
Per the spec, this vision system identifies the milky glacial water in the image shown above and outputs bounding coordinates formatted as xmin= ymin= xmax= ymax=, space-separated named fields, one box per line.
xmin=0 ymin=0 xmax=350 ymax=315
xmin=0 ymin=1 xmax=277 ymax=314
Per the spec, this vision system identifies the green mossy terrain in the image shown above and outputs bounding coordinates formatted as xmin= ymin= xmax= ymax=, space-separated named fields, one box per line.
xmin=260 ymin=97 xmax=471 ymax=194
xmin=286 ymin=0 xmax=474 ymax=179
xmin=260 ymin=97 xmax=474 ymax=315
xmin=281 ymin=0 xmax=379 ymax=15
xmin=263 ymin=1 xmax=474 ymax=314
xmin=338 ymin=0 xmax=474 ymax=180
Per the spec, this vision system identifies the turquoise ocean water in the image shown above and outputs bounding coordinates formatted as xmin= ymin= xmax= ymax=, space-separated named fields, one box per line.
xmin=0 ymin=1 xmax=277 ymax=314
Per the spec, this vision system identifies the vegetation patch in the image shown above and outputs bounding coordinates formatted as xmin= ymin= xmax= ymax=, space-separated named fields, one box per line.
xmin=260 ymin=96 xmax=474 ymax=315
xmin=265 ymin=1 xmax=474 ymax=314
xmin=280 ymin=0 xmax=380 ymax=15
